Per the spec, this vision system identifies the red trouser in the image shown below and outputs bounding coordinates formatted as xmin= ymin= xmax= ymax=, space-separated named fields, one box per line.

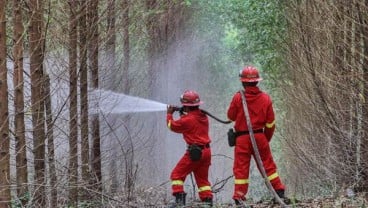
xmin=170 ymin=147 xmax=213 ymax=200
xmin=233 ymin=133 xmax=285 ymax=200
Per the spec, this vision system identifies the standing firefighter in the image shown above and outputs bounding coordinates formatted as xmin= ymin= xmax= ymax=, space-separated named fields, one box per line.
xmin=227 ymin=66 xmax=286 ymax=206
xmin=166 ymin=90 xmax=213 ymax=207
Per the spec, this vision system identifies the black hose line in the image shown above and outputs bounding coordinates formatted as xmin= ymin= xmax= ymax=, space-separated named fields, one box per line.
xmin=200 ymin=109 xmax=232 ymax=124
xmin=170 ymin=105 xmax=231 ymax=124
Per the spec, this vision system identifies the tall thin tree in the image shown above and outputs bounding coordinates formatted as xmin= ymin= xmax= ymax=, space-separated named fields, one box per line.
xmin=358 ymin=0 xmax=368 ymax=191
xmin=106 ymin=0 xmax=116 ymax=90
xmin=28 ymin=0 xmax=46 ymax=206
xmin=106 ymin=0 xmax=118 ymax=193
xmin=44 ymin=73 xmax=57 ymax=207
xmin=88 ymin=0 xmax=101 ymax=191
xmin=79 ymin=1 xmax=89 ymax=197
xmin=122 ymin=0 xmax=130 ymax=94
xmin=13 ymin=0 xmax=28 ymax=205
xmin=0 ymin=0 xmax=11 ymax=207
xmin=68 ymin=0 xmax=79 ymax=206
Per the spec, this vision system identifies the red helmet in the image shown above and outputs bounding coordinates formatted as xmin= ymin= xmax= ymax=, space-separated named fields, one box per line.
xmin=180 ymin=90 xmax=203 ymax=106
xmin=239 ymin=66 xmax=263 ymax=82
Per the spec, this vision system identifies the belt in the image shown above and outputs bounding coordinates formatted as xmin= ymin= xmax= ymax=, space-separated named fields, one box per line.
xmin=235 ymin=129 xmax=263 ymax=137
xmin=188 ymin=143 xmax=210 ymax=149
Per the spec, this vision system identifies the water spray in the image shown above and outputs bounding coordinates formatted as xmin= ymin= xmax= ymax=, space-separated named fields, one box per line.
xmin=90 ymin=89 xmax=231 ymax=124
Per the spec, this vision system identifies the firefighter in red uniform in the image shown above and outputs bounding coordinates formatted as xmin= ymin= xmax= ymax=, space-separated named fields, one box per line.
xmin=166 ymin=90 xmax=213 ymax=207
xmin=227 ymin=66 xmax=286 ymax=206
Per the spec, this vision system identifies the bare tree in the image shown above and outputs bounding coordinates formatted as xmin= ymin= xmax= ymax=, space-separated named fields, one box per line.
xmin=28 ymin=0 xmax=46 ymax=205
xmin=357 ymin=0 xmax=368 ymax=191
xmin=122 ymin=0 xmax=130 ymax=94
xmin=44 ymin=74 xmax=57 ymax=207
xmin=145 ymin=0 xmax=168 ymax=98
xmin=88 ymin=0 xmax=102 ymax=192
xmin=106 ymin=0 xmax=116 ymax=90
xmin=12 ymin=0 xmax=28 ymax=205
xmin=68 ymin=0 xmax=79 ymax=206
xmin=79 ymin=0 xmax=89 ymax=195
xmin=281 ymin=0 xmax=368 ymax=195
xmin=106 ymin=0 xmax=118 ymax=194
xmin=0 ymin=0 xmax=11 ymax=207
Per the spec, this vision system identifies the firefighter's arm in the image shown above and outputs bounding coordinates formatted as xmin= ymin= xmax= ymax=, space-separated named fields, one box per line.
xmin=264 ymin=121 xmax=275 ymax=142
xmin=227 ymin=94 xmax=239 ymax=121
xmin=265 ymin=100 xmax=276 ymax=142
xmin=166 ymin=113 xmax=189 ymax=133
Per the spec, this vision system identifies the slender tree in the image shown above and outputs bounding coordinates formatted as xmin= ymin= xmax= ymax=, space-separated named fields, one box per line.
xmin=68 ymin=0 xmax=79 ymax=205
xmin=357 ymin=0 xmax=368 ymax=191
xmin=145 ymin=0 xmax=167 ymax=96
xmin=13 ymin=0 xmax=28 ymax=205
xmin=88 ymin=0 xmax=101 ymax=191
xmin=106 ymin=0 xmax=116 ymax=90
xmin=0 ymin=0 xmax=11 ymax=207
xmin=44 ymin=74 xmax=57 ymax=207
xmin=79 ymin=0 xmax=89 ymax=195
xmin=122 ymin=0 xmax=130 ymax=94
xmin=28 ymin=0 xmax=46 ymax=206
xmin=106 ymin=0 xmax=118 ymax=193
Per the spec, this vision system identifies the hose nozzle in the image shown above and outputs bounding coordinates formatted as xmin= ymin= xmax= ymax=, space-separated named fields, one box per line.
xmin=167 ymin=105 xmax=184 ymax=114
xmin=172 ymin=106 xmax=183 ymax=112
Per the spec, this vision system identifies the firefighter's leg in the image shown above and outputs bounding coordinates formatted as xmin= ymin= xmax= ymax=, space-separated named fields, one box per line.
xmin=233 ymin=136 xmax=252 ymax=201
xmin=192 ymin=148 xmax=213 ymax=205
xmin=170 ymin=153 xmax=193 ymax=199
xmin=257 ymin=135 xmax=285 ymax=192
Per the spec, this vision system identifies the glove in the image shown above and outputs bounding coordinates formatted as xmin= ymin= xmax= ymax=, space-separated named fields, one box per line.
xmin=167 ymin=105 xmax=175 ymax=114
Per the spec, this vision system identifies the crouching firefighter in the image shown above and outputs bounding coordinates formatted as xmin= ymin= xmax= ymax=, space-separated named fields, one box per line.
xmin=166 ymin=90 xmax=213 ymax=207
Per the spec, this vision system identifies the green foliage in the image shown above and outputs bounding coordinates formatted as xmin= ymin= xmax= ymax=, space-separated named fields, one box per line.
xmin=218 ymin=1 xmax=285 ymax=76
xmin=11 ymin=192 xmax=30 ymax=208
xmin=193 ymin=0 xmax=287 ymax=84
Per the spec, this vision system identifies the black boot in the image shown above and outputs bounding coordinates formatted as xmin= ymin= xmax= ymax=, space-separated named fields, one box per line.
xmin=234 ymin=199 xmax=247 ymax=208
xmin=276 ymin=189 xmax=285 ymax=198
xmin=202 ymin=197 xmax=213 ymax=207
xmin=274 ymin=189 xmax=291 ymax=205
xmin=175 ymin=192 xmax=186 ymax=206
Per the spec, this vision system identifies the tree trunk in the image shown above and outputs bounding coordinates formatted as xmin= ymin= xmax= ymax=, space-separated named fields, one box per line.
xmin=358 ymin=0 xmax=368 ymax=191
xmin=68 ymin=0 xmax=79 ymax=206
xmin=106 ymin=0 xmax=116 ymax=90
xmin=146 ymin=0 xmax=164 ymax=95
xmin=106 ymin=0 xmax=118 ymax=193
xmin=79 ymin=1 xmax=89 ymax=198
xmin=28 ymin=0 xmax=46 ymax=206
xmin=0 ymin=0 xmax=11 ymax=207
xmin=88 ymin=0 xmax=101 ymax=192
xmin=44 ymin=74 xmax=57 ymax=207
xmin=122 ymin=0 xmax=130 ymax=94
xmin=12 ymin=0 xmax=28 ymax=205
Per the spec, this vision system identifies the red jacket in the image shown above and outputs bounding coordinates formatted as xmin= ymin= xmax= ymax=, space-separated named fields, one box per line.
xmin=167 ymin=109 xmax=211 ymax=145
xmin=227 ymin=86 xmax=275 ymax=141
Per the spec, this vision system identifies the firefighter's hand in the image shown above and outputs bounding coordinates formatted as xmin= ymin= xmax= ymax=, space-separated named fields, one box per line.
xmin=167 ymin=105 xmax=175 ymax=114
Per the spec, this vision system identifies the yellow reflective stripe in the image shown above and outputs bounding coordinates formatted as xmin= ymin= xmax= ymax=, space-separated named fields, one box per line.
xmin=265 ymin=120 xmax=275 ymax=128
xmin=171 ymin=180 xmax=184 ymax=186
xmin=268 ymin=172 xmax=279 ymax=181
xmin=198 ymin=186 xmax=211 ymax=192
xmin=167 ymin=121 xmax=171 ymax=129
xmin=234 ymin=179 xmax=249 ymax=184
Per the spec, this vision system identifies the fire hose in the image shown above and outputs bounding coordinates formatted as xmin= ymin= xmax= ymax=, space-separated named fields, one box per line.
xmin=240 ymin=90 xmax=287 ymax=207
xmin=200 ymin=109 xmax=232 ymax=124
xmin=171 ymin=106 xmax=231 ymax=124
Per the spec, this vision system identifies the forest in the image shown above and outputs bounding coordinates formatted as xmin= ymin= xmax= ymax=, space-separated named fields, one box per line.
xmin=0 ymin=0 xmax=367 ymax=207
